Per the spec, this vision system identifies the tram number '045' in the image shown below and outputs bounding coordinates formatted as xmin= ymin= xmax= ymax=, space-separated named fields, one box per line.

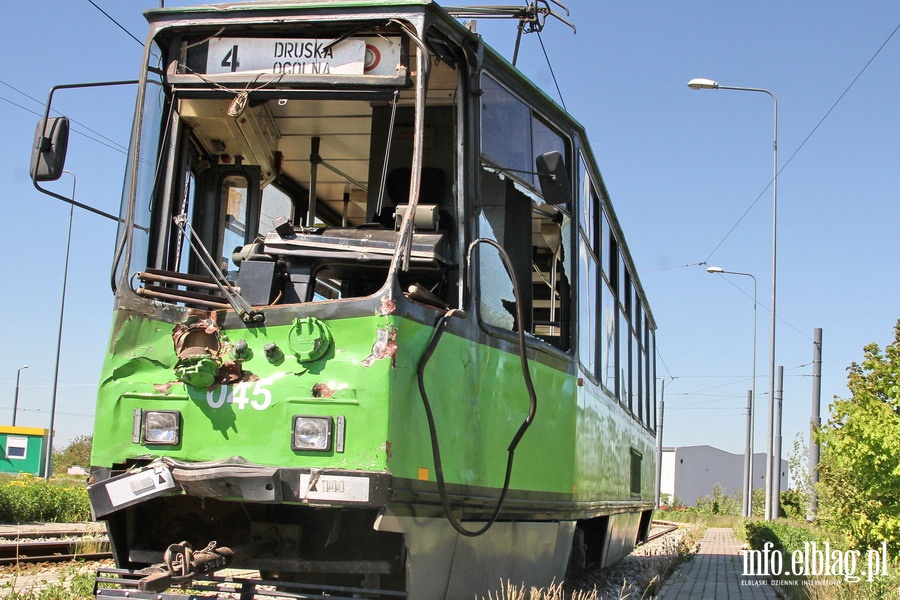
xmin=207 ymin=380 xmax=271 ymax=410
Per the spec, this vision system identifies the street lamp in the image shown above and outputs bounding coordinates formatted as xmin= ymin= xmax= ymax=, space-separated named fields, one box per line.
xmin=44 ymin=171 xmax=75 ymax=480
xmin=707 ymin=266 xmax=757 ymax=517
xmin=12 ymin=365 xmax=28 ymax=426
xmin=689 ymin=78 xmax=778 ymax=521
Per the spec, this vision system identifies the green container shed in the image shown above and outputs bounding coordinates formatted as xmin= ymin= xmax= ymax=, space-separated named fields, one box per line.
xmin=0 ymin=426 xmax=50 ymax=477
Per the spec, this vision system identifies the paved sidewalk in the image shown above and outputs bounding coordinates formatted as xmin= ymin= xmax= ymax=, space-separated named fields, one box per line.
xmin=654 ymin=527 xmax=778 ymax=599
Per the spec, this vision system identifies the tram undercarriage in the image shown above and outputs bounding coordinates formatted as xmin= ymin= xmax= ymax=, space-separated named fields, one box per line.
xmin=89 ymin=458 xmax=650 ymax=599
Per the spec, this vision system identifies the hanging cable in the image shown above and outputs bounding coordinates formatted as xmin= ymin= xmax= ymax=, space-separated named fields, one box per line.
xmin=417 ymin=238 xmax=537 ymax=537
xmin=536 ymin=30 xmax=566 ymax=111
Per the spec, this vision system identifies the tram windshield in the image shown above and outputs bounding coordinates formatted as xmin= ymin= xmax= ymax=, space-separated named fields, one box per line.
xmin=126 ymin=30 xmax=459 ymax=311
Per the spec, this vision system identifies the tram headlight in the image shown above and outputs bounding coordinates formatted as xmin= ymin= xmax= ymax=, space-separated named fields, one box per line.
xmin=143 ymin=410 xmax=181 ymax=445
xmin=292 ymin=415 xmax=332 ymax=451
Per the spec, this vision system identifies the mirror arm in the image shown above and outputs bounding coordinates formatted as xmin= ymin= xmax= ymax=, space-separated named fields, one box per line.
xmin=31 ymin=80 xmax=139 ymax=224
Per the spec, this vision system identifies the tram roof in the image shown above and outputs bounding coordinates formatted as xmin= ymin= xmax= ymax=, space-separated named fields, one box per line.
xmin=146 ymin=0 xmax=430 ymax=17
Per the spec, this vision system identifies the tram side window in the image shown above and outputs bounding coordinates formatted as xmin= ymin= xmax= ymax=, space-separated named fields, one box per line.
xmin=600 ymin=211 xmax=616 ymax=394
xmin=600 ymin=278 xmax=616 ymax=393
xmin=579 ymin=157 xmax=595 ymax=251
xmin=649 ymin=327 xmax=657 ymax=432
xmin=644 ymin=318 xmax=653 ymax=429
xmin=577 ymin=156 xmax=599 ymax=377
xmin=481 ymin=76 xmax=532 ymax=180
xmin=578 ymin=236 xmax=597 ymax=373
xmin=478 ymin=73 xmax=572 ymax=351
xmin=600 ymin=199 xmax=656 ymax=429
xmin=632 ymin=300 xmax=642 ymax=422
xmin=618 ymin=272 xmax=630 ymax=408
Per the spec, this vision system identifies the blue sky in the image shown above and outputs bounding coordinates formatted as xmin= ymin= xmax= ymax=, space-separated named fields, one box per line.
xmin=2 ymin=1 xmax=898 ymax=472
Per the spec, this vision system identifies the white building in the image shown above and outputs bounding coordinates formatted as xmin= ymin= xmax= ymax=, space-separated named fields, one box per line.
xmin=659 ymin=445 xmax=788 ymax=507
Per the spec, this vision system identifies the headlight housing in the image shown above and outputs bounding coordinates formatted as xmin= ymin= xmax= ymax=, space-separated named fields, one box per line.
xmin=292 ymin=415 xmax=333 ymax=451
xmin=143 ymin=410 xmax=181 ymax=445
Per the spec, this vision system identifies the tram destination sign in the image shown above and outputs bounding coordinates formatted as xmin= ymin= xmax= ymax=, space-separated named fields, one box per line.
xmin=204 ymin=37 xmax=402 ymax=77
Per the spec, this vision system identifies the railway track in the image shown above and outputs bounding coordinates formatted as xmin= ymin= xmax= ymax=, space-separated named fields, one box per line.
xmin=0 ymin=529 xmax=111 ymax=566
xmin=0 ymin=523 xmax=678 ymax=568
xmin=646 ymin=520 xmax=680 ymax=543
xmin=0 ymin=522 xmax=685 ymax=599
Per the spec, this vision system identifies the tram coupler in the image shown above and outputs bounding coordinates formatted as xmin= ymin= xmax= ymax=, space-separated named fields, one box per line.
xmin=137 ymin=541 xmax=234 ymax=592
xmin=136 ymin=535 xmax=281 ymax=593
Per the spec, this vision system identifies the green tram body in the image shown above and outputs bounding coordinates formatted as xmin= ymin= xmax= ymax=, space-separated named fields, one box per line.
xmin=66 ymin=1 xmax=658 ymax=597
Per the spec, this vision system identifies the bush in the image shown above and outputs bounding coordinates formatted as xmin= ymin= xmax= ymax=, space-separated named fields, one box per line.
xmin=816 ymin=321 xmax=900 ymax=555
xmin=779 ymin=488 xmax=808 ymax=520
xmin=695 ymin=484 xmax=742 ymax=516
xmin=0 ymin=474 xmax=90 ymax=522
xmin=741 ymin=519 xmax=837 ymax=556
xmin=740 ymin=519 xmax=900 ymax=600
xmin=52 ymin=435 xmax=92 ymax=475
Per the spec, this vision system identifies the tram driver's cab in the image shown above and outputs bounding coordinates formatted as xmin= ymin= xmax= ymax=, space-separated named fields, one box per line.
xmin=128 ymin=29 xmax=463 ymax=315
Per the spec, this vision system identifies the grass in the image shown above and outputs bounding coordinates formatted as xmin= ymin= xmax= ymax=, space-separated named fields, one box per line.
xmin=653 ymin=509 xmax=742 ymax=528
xmin=485 ymin=580 xmax=599 ymax=600
xmin=481 ymin=522 xmax=704 ymax=600
xmin=0 ymin=565 xmax=97 ymax=600
xmin=638 ymin=522 xmax=703 ymax=597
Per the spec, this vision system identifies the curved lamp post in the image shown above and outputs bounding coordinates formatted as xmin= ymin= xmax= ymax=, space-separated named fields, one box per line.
xmin=707 ymin=266 xmax=757 ymax=517
xmin=689 ymin=77 xmax=779 ymax=520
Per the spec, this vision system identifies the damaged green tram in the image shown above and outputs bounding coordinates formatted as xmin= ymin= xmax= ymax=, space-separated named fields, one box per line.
xmin=35 ymin=1 xmax=659 ymax=598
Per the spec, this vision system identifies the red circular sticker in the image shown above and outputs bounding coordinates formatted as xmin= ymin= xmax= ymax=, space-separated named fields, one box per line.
xmin=364 ymin=44 xmax=381 ymax=72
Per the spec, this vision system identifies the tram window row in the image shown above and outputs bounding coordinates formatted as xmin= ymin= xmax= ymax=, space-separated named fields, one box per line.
xmin=476 ymin=71 xmax=656 ymax=434
xmin=577 ymin=156 xmax=656 ymax=433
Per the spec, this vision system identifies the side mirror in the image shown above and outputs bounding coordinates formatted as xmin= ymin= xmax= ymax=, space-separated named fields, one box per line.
xmin=535 ymin=151 xmax=571 ymax=206
xmin=30 ymin=117 xmax=69 ymax=182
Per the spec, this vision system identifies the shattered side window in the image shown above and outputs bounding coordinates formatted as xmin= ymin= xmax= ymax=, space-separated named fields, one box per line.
xmin=477 ymin=213 xmax=516 ymax=331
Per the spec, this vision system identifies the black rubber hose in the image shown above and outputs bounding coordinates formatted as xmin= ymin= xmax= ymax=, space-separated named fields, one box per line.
xmin=416 ymin=238 xmax=538 ymax=537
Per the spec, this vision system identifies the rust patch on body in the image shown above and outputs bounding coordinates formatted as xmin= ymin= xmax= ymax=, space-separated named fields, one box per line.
xmin=173 ymin=318 xmax=221 ymax=359
xmin=362 ymin=326 xmax=398 ymax=367
xmin=153 ymin=382 xmax=176 ymax=394
xmin=170 ymin=318 xmax=253 ymax=388
xmin=216 ymin=359 xmax=245 ymax=385
xmin=312 ymin=383 xmax=334 ymax=398
xmin=379 ymin=296 xmax=396 ymax=316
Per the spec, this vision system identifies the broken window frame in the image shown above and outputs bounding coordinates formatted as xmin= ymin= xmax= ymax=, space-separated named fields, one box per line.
xmin=118 ymin=25 xmax=464 ymax=312
xmin=476 ymin=71 xmax=573 ymax=353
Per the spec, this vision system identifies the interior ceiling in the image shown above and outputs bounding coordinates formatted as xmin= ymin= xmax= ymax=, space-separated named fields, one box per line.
xmin=180 ymin=50 xmax=458 ymax=226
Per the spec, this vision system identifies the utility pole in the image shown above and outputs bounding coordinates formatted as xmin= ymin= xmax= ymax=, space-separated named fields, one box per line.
xmin=743 ymin=389 xmax=752 ymax=517
xmin=772 ymin=366 xmax=784 ymax=519
xmin=655 ymin=379 xmax=665 ymax=508
xmin=12 ymin=365 xmax=28 ymax=426
xmin=808 ymin=328 xmax=822 ymax=521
